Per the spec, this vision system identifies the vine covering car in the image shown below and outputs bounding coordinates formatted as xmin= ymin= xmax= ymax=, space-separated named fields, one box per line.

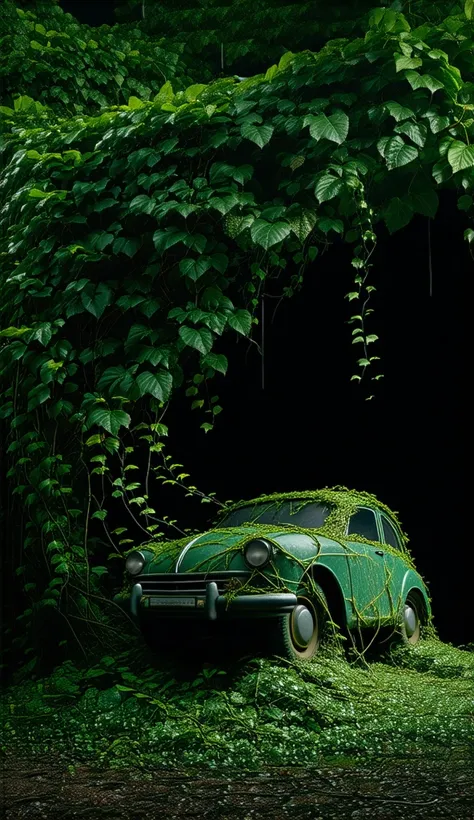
xmin=118 ymin=487 xmax=432 ymax=661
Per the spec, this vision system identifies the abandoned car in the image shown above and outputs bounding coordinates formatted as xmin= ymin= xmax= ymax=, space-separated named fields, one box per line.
xmin=119 ymin=487 xmax=431 ymax=660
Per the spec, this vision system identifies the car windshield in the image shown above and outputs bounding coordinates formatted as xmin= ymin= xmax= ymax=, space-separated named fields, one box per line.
xmin=218 ymin=500 xmax=331 ymax=529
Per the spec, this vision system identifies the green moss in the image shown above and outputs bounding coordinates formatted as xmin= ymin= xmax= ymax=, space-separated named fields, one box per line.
xmin=3 ymin=640 xmax=473 ymax=771
xmin=141 ymin=486 xmax=416 ymax=573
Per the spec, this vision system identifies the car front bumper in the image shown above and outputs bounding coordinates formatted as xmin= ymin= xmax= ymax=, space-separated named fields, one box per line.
xmin=131 ymin=581 xmax=297 ymax=621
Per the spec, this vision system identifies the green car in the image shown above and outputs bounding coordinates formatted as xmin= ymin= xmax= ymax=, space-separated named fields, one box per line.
xmin=121 ymin=487 xmax=432 ymax=661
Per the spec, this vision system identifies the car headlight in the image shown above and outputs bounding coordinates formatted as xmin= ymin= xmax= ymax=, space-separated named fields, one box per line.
xmin=243 ymin=539 xmax=273 ymax=568
xmin=125 ymin=551 xmax=145 ymax=576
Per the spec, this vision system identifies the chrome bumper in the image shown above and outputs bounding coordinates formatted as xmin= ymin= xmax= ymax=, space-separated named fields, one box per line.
xmin=130 ymin=581 xmax=297 ymax=621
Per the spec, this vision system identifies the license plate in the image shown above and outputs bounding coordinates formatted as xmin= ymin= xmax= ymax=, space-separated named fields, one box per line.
xmin=149 ymin=596 xmax=196 ymax=607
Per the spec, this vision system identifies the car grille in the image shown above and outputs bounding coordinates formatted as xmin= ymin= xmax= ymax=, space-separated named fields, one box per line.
xmin=137 ymin=571 xmax=253 ymax=596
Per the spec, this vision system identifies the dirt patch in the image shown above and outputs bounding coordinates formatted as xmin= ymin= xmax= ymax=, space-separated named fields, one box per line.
xmin=2 ymin=754 xmax=473 ymax=819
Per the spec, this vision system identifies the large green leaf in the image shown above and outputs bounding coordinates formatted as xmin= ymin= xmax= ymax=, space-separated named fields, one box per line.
xmin=87 ymin=409 xmax=131 ymax=436
xmin=98 ymin=366 xmax=135 ymax=395
xmin=286 ymin=209 xmax=318 ymax=242
xmin=179 ymin=326 xmax=213 ymax=354
xmin=81 ymin=283 xmax=113 ymax=319
xmin=393 ymin=121 xmax=427 ymax=148
xmin=27 ymin=384 xmax=50 ymax=412
xmin=112 ymin=237 xmax=141 ymax=258
xmin=395 ymin=54 xmax=422 ymax=72
xmin=306 ymin=110 xmax=349 ymax=144
xmin=129 ymin=194 xmax=155 ymax=215
xmin=200 ymin=353 xmax=228 ymax=375
xmin=179 ymin=257 xmax=212 ymax=281
xmin=136 ymin=370 xmax=172 ymax=401
xmin=314 ymin=175 xmax=344 ymax=203
xmin=153 ymin=228 xmax=188 ymax=254
xmin=447 ymin=140 xmax=474 ymax=173
xmin=404 ymin=71 xmax=444 ymax=94
xmin=381 ymin=136 xmax=418 ymax=170
xmin=384 ymin=197 xmax=414 ymax=233
xmin=385 ymin=101 xmax=414 ymax=122
xmin=250 ymin=220 xmax=291 ymax=249
xmin=228 ymin=310 xmax=252 ymax=336
xmin=409 ymin=188 xmax=439 ymax=219
xmin=240 ymin=123 xmax=274 ymax=148
xmin=317 ymin=217 xmax=343 ymax=234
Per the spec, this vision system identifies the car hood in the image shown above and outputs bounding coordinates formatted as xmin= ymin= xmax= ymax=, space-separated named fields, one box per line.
xmin=144 ymin=525 xmax=321 ymax=574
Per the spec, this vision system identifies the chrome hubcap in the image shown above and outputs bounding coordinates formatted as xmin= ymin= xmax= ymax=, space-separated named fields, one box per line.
xmin=292 ymin=604 xmax=314 ymax=647
xmin=403 ymin=604 xmax=417 ymax=637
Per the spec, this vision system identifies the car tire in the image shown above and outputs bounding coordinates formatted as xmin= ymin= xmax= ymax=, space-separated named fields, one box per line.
xmin=266 ymin=585 xmax=328 ymax=661
xmin=398 ymin=591 xmax=422 ymax=645
xmin=364 ymin=590 xmax=422 ymax=654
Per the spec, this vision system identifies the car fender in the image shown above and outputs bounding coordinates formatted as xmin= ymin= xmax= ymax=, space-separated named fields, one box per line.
xmin=398 ymin=568 xmax=432 ymax=621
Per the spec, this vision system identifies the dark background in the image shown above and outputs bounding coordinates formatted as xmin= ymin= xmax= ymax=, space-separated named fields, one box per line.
xmin=56 ymin=0 xmax=468 ymax=646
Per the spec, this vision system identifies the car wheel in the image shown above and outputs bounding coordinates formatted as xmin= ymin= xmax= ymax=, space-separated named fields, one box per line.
xmin=267 ymin=586 xmax=328 ymax=661
xmin=399 ymin=591 xmax=421 ymax=645
xmin=367 ymin=591 xmax=422 ymax=653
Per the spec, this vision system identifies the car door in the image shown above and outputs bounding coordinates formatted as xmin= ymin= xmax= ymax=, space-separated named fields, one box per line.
xmin=375 ymin=511 xmax=406 ymax=619
xmin=345 ymin=507 xmax=391 ymax=624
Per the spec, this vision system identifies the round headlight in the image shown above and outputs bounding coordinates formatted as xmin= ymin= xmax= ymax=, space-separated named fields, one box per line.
xmin=125 ymin=551 xmax=145 ymax=576
xmin=243 ymin=539 xmax=272 ymax=568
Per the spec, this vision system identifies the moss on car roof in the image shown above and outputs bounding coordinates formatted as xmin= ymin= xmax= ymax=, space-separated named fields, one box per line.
xmin=214 ymin=486 xmax=409 ymax=545
xmin=136 ymin=487 xmax=416 ymax=572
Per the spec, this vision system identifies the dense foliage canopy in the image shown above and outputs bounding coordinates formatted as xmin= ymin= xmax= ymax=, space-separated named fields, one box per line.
xmin=1 ymin=0 xmax=474 ymax=674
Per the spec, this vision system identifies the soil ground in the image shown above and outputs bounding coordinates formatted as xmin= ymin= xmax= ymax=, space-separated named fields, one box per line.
xmin=2 ymin=754 xmax=474 ymax=820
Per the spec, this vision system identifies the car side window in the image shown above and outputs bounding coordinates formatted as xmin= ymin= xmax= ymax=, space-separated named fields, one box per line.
xmin=347 ymin=508 xmax=378 ymax=541
xmin=381 ymin=516 xmax=402 ymax=550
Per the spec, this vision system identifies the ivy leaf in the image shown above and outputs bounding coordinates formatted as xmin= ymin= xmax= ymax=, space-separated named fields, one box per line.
xmin=98 ymin=366 xmax=135 ymax=395
xmin=136 ymin=371 xmax=172 ymax=401
xmin=112 ymin=237 xmax=141 ymax=258
xmin=81 ymin=283 xmax=113 ymax=319
xmin=27 ymin=384 xmax=50 ymax=412
xmin=466 ymin=0 xmax=474 ymax=19
xmin=409 ymin=189 xmax=439 ymax=219
xmin=385 ymin=101 xmax=415 ymax=122
xmin=232 ymin=164 xmax=253 ymax=184
xmin=201 ymin=353 xmax=228 ymax=374
xmin=87 ymin=408 xmax=131 ymax=436
xmin=317 ymin=217 xmax=343 ymax=234
xmin=240 ymin=123 xmax=274 ymax=148
xmin=179 ymin=326 xmax=213 ymax=355
xmin=384 ymin=197 xmax=414 ymax=233
xmin=153 ymin=228 xmax=188 ymax=254
xmin=307 ymin=110 xmax=349 ymax=144
xmin=0 ymin=326 xmax=31 ymax=338
xmin=447 ymin=140 xmax=474 ymax=173
xmin=129 ymin=195 xmax=155 ymax=215
xmin=457 ymin=194 xmax=473 ymax=211
xmin=404 ymin=71 xmax=444 ymax=93
xmin=395 ymin=54 xmax=422 ymax=72
xmin=286 ymin=209 xmax=317 ymax=242
xmin=179 ymin=257 xmax=212 ymax=281
xmin=393 ymin=121 xmax=427 ymax=148
xmin=88 ymin=232 xmax=114 ymax=252
xmin=314 ymin=175 xmax=344 ymax=203
xmin=227 ymin=310 xmax=252 ymax=336
xmin=209 ymin=254 xmax=228 ymax=274
xmin=382 ymin=136 xmax=418 ymax=170
xmin=250 ymin=220 xmax=291 ymax=249
xmin=153 ymin=80 xmax=174 ymax=105
xmin=422 ymin=109 xmax=450 ymax=134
